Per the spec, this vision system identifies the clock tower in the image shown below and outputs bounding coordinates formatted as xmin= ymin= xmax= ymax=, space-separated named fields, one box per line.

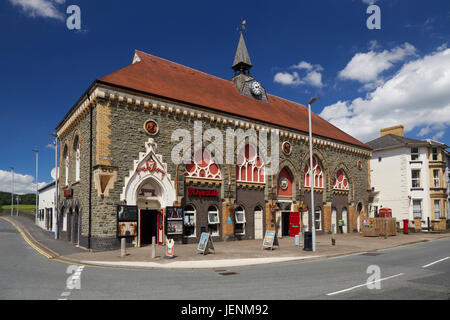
xmin=232 ymin=21 xmax=268 ymax=102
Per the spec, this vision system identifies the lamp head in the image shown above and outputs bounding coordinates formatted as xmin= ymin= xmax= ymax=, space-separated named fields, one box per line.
xmin=308 ymin=97 xmax=320 ymax=105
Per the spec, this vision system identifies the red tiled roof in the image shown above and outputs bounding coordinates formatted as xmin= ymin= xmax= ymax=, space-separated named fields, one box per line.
xmin=98 ymin=50 xmax=370 ymax=150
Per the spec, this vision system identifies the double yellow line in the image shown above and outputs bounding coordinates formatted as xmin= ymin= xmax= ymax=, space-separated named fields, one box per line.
xmin=1 ymin=217 xmax=57 ymax=259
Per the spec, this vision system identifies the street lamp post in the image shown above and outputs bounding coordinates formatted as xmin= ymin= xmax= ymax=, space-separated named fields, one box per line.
xmin=49 ymin=133 xmax=59 ymax=240
xmin=32 ymin=149 xmax=39 ymax=225
xmin=16 ymin=195 xmax=20 ymax=216
xmin=10 ymin=167 xmax=14 ymax=217
xmin=308 ymin=97 xmax=320 ymax=252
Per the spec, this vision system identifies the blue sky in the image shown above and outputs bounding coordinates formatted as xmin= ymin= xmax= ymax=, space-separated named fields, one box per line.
xmin=1 ymin=0 xmax=450 ymax=193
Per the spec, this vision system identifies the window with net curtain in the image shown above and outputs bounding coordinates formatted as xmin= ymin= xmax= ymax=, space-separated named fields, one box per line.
xmin=413 ymin=200 xmax=422 ymax=218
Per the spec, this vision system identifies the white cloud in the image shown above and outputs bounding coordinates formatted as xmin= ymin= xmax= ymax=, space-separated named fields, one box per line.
xmin=274 ymin=61 xmax=324 ymax=88
xmin=0 ymin=170 xmax=49 ymax=194
xmin=274 ymin=72 xmax=302 ymax=86
xmin=320 ymin=47 xmax=450 ymax=142
xmin=338 ymin=43 xmax=417 ymax=84
xmin=9 ymin=0 xmax=66 ymax=21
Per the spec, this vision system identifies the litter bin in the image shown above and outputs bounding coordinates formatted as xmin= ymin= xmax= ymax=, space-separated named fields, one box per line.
xmin=403 ymin=219 xmax=409 ymax=234
xmin=303 ymin=231 xmax=312 ymax=251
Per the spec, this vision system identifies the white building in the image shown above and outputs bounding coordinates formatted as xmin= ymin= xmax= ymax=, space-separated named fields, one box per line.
xmin=367 ymin=125 xmax=449 ymax=231
xmin=37 ymin=181 xmax=57 ymax=234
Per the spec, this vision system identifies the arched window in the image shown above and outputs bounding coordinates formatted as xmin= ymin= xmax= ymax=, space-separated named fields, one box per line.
xmin=236 ymin=144 xmax=265 ymax=183
xmin=304 ymin=157 xmax=323 ymax=188
xmin=234 ymin=206 xmax=246 ymax=235
xmin=184 ymin=205 xmax=196 ymax=238
xmin=185 ymin=149 xmax=222 ymax=180
xmin=74 ymin=136 xmax=80 ymax=182
xmin=207 ymin=206 xmax=220 ymax=236
xmin=333 ymin=169 xmax=349 ymax=190
xmin=63 ymin=145 xmax=69 ymax=186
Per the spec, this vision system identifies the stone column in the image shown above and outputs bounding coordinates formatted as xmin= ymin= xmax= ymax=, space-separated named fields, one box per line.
xmin=222 ymin=202 xmax=234 ymax=239
xmin=323 ymin=203 xmax=332 ymax=233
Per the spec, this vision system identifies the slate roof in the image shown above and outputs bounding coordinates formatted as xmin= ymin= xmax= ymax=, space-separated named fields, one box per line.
xmin=366 ymin=134 xmax=448 ymax=151
xmin=97 ymin=50 xmax=370 ymax=150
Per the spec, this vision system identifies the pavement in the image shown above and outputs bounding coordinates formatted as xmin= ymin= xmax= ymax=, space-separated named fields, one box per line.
xmin=2 ymin=213 xmax=450 ymax=270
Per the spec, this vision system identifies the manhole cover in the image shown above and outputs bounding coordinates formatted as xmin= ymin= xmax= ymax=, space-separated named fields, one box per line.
xmin=361 ymin=252 xmax=381 ymax=256
xmin=219 ymin=272 xmax=239 ymax=276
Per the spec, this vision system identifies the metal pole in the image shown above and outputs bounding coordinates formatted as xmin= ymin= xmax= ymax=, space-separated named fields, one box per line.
xmin=33 ymin=150 xmax=39 ymax=224
xmin=49 ymin=133 xmax=59 ymax=240
xmin=308 ymin=103 xmax=316 ymax=252
xmin=10 ymin=167 xmax=14 ymax=217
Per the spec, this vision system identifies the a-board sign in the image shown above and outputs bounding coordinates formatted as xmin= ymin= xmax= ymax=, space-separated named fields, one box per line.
xmin=262 ymin=230 xmax=280 ymax=250
xmin=197 ymin=232 xmax=215 ymax=255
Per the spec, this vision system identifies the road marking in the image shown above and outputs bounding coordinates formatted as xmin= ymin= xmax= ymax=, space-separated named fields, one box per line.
xmin=326 ymin=273 xmax=404 ymax=296
xmin=422 ymin=257 xmax=450 ymax=268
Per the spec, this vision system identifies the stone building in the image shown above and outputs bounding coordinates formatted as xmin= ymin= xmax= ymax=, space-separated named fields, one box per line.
xmin=55 ymin=32 xmax=372 ymax=250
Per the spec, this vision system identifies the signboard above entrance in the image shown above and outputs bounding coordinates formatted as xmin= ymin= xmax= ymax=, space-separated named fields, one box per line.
xmin=187 ymin=187 xmax=219 ymax=199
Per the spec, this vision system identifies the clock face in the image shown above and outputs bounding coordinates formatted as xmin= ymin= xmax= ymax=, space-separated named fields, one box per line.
xmin=250 ymin=81 xmax=263 ymax=96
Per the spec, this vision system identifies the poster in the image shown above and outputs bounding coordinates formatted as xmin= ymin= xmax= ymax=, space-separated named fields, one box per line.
xmin=263 ymin=231 xmax=276 ymax=247
xmin=198 ymin=233 xmax=209 ymax=251
xmin=167 ymin=220 xmax=183 ymax=235
xmin=117 ymin=205 xmax=138 ymax=222
xmin=167 ymin=207 xmax=183 ymax=220
xmin=118 ymin=222 xmax=138 ymax=237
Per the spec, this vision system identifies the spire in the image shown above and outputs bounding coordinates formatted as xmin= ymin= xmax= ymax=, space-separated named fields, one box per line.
xmin=232 ymin=20 xmax=252 ymax=76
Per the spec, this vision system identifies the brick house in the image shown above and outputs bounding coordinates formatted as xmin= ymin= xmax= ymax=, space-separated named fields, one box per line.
xmin=55 ymin=33 xmax=372 ymax=250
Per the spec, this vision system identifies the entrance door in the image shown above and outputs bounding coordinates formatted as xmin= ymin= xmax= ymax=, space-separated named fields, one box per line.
xmin=282 ymin=212 xmax=290 ymax=237
xmin=140 ymin=210 xmax=159 ymax=246
xmin=342 ymin=208 xmax=348 ymax=233
xmin=254 ymin=208 xmax=264 ymax=240
xmin=289 ymin=212 xmax=300 ymax=237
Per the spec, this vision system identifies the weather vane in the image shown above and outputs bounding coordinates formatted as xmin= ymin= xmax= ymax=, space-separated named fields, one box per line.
xmin=237 ymin=18 xmax=246 ymax=34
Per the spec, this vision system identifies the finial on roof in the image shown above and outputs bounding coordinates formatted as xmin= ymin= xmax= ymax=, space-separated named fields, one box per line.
xmin=232 ymin=19 xmax=252 ymax=76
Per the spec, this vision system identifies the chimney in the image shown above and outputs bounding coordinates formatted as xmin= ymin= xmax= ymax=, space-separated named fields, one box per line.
xmin=380 ymin=125 xmax=404 ymax=137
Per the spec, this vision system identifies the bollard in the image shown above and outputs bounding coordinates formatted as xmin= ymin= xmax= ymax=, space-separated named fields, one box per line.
xmin=120 ymin=237 xmax=127 ymax=257
xmin=331 ymin=224 xmax=336 ymax=246
xmin=151 ymin=236 xmax=156 ymax=259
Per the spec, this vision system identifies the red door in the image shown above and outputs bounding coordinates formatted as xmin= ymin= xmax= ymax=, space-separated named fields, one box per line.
xmin=158 ymin=209 xmax=164 ymax=245
xmin=289 ymin=212 xmax=301 ymax=237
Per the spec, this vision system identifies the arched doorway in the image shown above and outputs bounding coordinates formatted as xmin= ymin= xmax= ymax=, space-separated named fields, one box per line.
xmin=72 ymin=206 xmax=80 ymax=245
xmin=357 ymin=203 xmax=363 ymax=233
xmin=254 ymin=206 xmax=264 ymax=240
xmin=342 ymin=207 xmax=348 ymax=233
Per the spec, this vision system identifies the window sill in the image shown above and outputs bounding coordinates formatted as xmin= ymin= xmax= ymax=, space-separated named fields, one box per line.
xmin=409 ymin=161 xmax=422 ymax=164
xmin=410 ymin=188 xmax=424 ymax=191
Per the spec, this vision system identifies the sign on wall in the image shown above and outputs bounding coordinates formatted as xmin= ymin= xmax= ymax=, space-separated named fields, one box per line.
xmin=118 ymin=222 xmax=138 ymax=237
xmin=166 ymin=207 xmax=184 ymax=236
xmin=117 ymin=205 xmax=138 ymax=222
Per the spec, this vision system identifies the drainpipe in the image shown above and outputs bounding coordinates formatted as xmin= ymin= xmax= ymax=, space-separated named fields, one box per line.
xmin=88 ymin=96 xmax=93 ymax=250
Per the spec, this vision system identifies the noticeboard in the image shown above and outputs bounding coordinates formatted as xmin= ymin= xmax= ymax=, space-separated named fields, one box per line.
xmin=262 ymin=230 xmax=280 ymax=250
xmin=197 ymin=232 xmax=215 ymax=255
xmin=117 ymin=205 xmax=138 ymax=222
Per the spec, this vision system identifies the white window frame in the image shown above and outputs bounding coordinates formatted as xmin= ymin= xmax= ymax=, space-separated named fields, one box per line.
xmin=234 ymin=207 xmax=246 ymax=235
xmin=411 ymin=148 xmax=419 ymax=161
xmin=314 ymin=207 xmax=322 ymax=231
xmin=333 ymin=169 xmax=349 ymax=190
xmin=432 ymin=148 xmax=438 ymax=161
xmin=75 ymin=140 xmax=80 ymax=182
xmin=433 ymin=170 xmax=440 ymax=188
xmin=207 ymin=206 xmax=220 ymax=237
xmin=434 ymin=200 xmax=441 ymax=218
xmin=304 ymin=157 xmax=323 ymax=189
xmin=184 ymin=205 xmax=196 ymax=238
xmin=413 ymin=200 xmax=422 ymax=218
xmin=236 ymin=144 xmax=265 ymax=184
xmin=65 ymin=152 xmax=69 ymax=187
xmin=184 ymin=149 xmax=222 ymax=180
xmin=411 ymin=170 xmax=421 ymax=188
xmin=63 ymin=210 xmax=68 ymax=231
